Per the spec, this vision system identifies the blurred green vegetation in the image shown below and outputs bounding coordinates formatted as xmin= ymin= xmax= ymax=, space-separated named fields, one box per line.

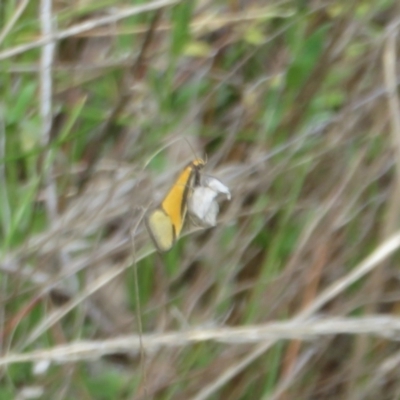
xmin=1 ymin=0 xmax=400 ymax=399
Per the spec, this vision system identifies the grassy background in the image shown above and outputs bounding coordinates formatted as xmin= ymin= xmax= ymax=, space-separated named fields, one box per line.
xmin=1 ymin=0 xmax=400 ymax=399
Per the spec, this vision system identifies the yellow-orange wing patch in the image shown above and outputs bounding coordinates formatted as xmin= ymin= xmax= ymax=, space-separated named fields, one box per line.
xmin=146 ymin=159 xmax=205 ymax=252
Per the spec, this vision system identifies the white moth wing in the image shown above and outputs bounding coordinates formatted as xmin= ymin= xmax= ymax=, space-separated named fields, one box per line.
xmin=188 ymin=176 xmax=231 ymax=227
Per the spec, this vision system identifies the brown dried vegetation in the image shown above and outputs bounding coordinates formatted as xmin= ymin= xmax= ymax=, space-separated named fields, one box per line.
xmin=2 ymin=0 xmax=400 ymax=399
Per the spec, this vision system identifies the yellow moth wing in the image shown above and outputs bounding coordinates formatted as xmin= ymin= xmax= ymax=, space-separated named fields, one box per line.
xmin=146 ymin=158 xmax=205 ymax=252
xmin=160 ymin=158 xmax=205 ymax=237
xmin=160 ymin=164 xmax=194 ymax=238
xmin=146 ymin=209 xmax=175 ymax=252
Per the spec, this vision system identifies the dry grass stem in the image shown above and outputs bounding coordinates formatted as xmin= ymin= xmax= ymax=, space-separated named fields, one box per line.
xmin=0 ymin=0 xmax=180 ymax=61
xmin=1 ymin=316 xmax=400 ymax=367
